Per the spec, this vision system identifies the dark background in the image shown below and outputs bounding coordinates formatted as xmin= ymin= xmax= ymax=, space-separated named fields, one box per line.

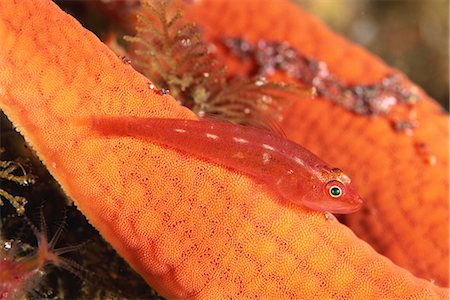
xmin=298 ymin=0 xmax=449 ymax=110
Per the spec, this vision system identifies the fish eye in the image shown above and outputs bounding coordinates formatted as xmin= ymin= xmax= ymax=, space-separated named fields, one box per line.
xmin=325 ymin=180 xmax=345 ymax=198
xmin=329 ymin=186 xmax=342 ymax=198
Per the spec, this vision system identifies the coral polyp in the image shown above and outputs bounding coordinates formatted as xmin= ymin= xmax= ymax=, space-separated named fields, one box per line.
xmin=0 ymin=214 xmax=81 ymax=299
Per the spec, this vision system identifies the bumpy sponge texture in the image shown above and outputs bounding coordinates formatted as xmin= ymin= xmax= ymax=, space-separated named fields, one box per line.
xmin=183 ymin=0 xmax=449 ymax=287
xmin=0 ymin=0 xmax=447 ymax=298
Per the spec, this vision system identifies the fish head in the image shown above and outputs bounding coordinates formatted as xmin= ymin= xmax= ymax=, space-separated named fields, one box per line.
xmin=301 ymin=166 xmax=363 ymax=214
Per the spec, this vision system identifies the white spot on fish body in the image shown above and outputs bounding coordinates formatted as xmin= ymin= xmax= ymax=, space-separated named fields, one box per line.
xmin=233 ymin=152 xmax=245 ymax=159
xmin=262 ymin=144 xmax=275 ymax=151
xmin=174 ymin=128 xmax=186 ymax=133
xmin=206 ymin=133 xmax=219 ymax=140
xmin=262 ymin=153 xmax=271 ymax=165
xmin=233 ymin=137 xmax=249 ymax=144
xmin=293 ymin=156 xmax=305 ymax=166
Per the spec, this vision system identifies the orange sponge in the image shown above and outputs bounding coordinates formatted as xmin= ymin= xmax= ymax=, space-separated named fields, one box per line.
xmin=183 ymin=0 xmax=449 ymax=286
xmin=0 ymin=0 xmax=448 ymax=298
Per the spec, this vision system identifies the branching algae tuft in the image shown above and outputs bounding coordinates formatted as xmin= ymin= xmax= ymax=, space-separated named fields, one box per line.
xmin=0 ymin=148 xmax=35 ymax=215
xmin=126 ymin=0 xmax=305 ymax=129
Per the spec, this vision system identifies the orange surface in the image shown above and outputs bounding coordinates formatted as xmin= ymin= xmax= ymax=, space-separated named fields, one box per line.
xmin=183 ymin=0 xmax=449 ymax=287
xmin=0 ymin=0 xmax=448 ymax=299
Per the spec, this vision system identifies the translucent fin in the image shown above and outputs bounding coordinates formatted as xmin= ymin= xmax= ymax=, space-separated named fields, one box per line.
xmin=258 ymin=116 xmax=287 ymax=139
xmin=200 ymin=111 xmax=287 ymax=138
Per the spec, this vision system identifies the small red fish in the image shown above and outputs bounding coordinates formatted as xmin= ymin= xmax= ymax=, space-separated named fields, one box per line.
xmin=90 ymin=117 xmax=363 ymax=214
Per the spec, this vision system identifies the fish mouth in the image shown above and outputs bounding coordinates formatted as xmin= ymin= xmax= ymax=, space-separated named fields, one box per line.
xmin=333 ymin=193 xmax=364 ymax=214
xmin=328 ymin=201 xmax=363 ymax=214
xmin=302 ymin=196 xmax=363 ymax=214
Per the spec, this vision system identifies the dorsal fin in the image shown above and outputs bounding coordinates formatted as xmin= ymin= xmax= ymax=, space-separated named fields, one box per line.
xmin=238 ymin=115 xmax=287 ymax=139
xmin=258 ymin=116 xmax=287 ymax=139
xmin=200 ymin=112 xmax=287 ymax=139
